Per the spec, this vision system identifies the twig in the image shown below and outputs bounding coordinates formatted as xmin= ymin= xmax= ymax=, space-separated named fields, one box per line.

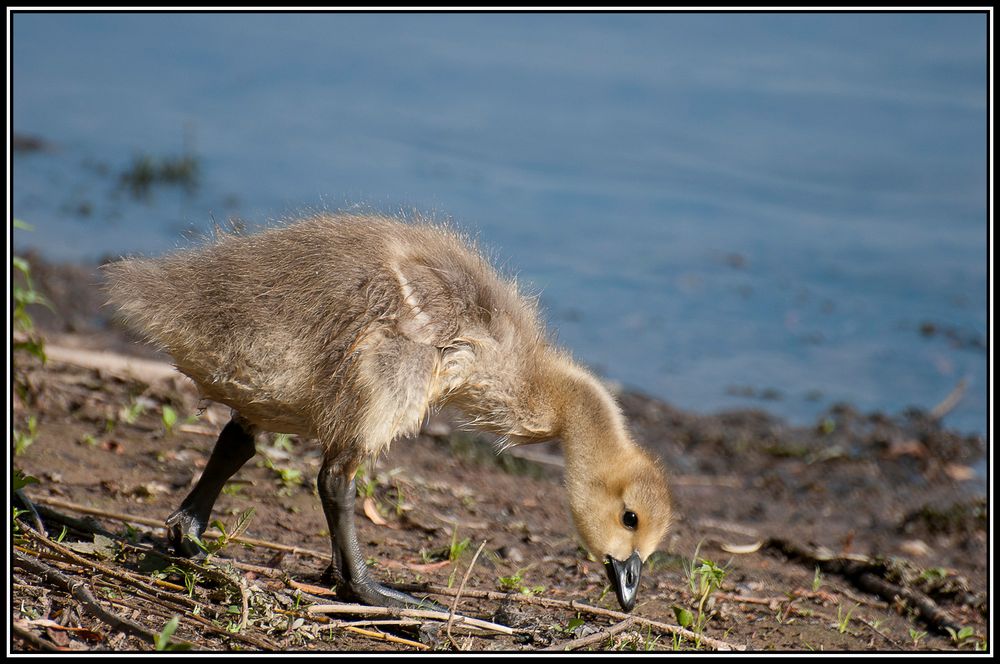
xmin=14 ymin=490 xmax=48 ymax=537
xmin=765 ymin=537 xmax=963 ymax=636
xmin=863 ymin=618 xmax=901 ymax=649
xmin=12 ymin=622 xmax=65 ymax=653
xmin=447 ymin=540 xmax=487 ymax=650
xmin=543 ymin=617 xmax=635 ymax=651
xmin=307 ymin=603 xmax=514 ymax=635
xmin=929 ymin=377 xmax=967 ymax=420
xmin=389 ymin=584 xmax=743 ymax=651
xmin=13 ymin=549 xmax=165 ymax=646
xmin=21 ymin=527 xmax=200 ymax=612
xmin=341 ymin=625 xmax=429 ymax=650
xmin=716 ymin=592 xmax=784 ymax=609
xmin=33 ymin=497 xmax=332 ymax=562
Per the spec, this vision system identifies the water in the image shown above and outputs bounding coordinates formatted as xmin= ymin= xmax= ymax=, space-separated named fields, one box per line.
xmin=12 ymin=12 xmax=989 ymax=438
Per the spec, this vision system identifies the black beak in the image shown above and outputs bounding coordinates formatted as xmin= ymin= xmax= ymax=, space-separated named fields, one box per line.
xmin=604 ymin=551 xmax=642 ymax=612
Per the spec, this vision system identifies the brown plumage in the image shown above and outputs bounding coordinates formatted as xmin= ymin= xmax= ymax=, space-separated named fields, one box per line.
xmin=103 ymin=212 xmax=671 ymax=612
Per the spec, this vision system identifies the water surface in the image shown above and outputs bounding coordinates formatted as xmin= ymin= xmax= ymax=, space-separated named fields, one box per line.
xmin=12 ymin=12 xmax=988 ymax=437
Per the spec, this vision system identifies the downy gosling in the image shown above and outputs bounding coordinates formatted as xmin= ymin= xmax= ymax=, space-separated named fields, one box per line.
xmin=103 ymin=213 xmax=672 ymax=613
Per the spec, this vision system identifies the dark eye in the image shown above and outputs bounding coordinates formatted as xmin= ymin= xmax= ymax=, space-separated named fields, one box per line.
xmin=622 ymin=510 xmax=639 ymax=530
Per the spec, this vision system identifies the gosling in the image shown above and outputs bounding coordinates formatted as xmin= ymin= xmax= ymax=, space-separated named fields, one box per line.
xmin=103 ymin=213 xmax=672 ymax=612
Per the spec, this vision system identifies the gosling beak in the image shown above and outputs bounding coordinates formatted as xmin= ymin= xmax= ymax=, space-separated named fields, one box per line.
xmin=604 ymin=551 xmax=642 ymax=612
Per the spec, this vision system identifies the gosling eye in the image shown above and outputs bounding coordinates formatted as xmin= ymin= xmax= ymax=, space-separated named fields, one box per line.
xmin=622 ymin=510 xmax=639 ymax=530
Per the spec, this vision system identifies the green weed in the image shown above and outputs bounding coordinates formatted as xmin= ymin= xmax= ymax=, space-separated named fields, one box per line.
xmin=14 ymin=416 xmax=38 ymax=456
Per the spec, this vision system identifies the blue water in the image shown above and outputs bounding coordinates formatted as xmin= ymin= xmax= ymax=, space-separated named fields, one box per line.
xmin=12 ymin=12 xmax=989 ymax=438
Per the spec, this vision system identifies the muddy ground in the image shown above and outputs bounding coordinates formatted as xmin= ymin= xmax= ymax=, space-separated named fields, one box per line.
xmin=10 ymin=257 xmax=990 ymax=653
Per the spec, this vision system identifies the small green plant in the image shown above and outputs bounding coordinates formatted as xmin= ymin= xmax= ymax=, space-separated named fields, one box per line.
xmin=496 ymin=568 xmax=544 ymax=596
xmin=909 ymin=628 xmax=928 ymax=647
xmin=153 ymin=616 xmax=191 ymax=651
xmin=561 ymin=616 xmax=585 ymax=635
xmin=12 ymin=222 xmax=52 ymax=365
xmin=263 ymin=457 xmax=303 ymax=495
xmin=14 ymin=416 xmax=38 ymax=456
xmin=945 ymin=625 xmax=976 ymax=647
xmin=121 ymin=399 xmax=146 ymax=425
xmin=918 ymin=567 xmax=948 ymax=582
xmin=272 ymin=433 xmax=294 ymax=453
xmin=836 ymin=603 xmax=857 ymax=634
xmin=160 ymin=565 xmax=202 ymax=598
xmin=186 ymin=508 xmax=256 ymax=560
xmin=682 ymin=547 xmax=728 ymax=645
xmin=446 ymin=526 xmax=471 ymax=562
xmin=221 ymin=482 xmax=245 ymax=496
xmin=354 ymin=466 xmax=379 ymax=499
xmin=161 ymin=405 xmax=178 ymax=436
xmin=812 ymin=566 xmax=823 ymax=592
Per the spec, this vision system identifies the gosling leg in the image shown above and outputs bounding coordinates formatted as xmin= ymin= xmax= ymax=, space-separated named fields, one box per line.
xmin=166 ymin=415 xmax=257 ymax=557
xmin=317 ymin=458 xmax=445 ymax=611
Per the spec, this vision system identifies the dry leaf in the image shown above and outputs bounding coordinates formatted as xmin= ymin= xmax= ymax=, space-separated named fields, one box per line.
xmin=720 ymin=541 xmax=763 ymax=554
xmin=363 ymin=497 xmax=387 ymax=526
xmin=943 ymin=464 xmax=976 ymax=482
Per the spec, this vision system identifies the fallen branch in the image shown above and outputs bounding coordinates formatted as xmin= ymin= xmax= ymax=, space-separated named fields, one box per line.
xmin=542 ymin=617 xmax=635 ymax=652
xmin=765 ymin=537 xmax=963 ymax=635
xmin=389 ymin=583 xmax=743 ymax=651
xmin=307 ymin=603 xmax=514 ymax=636
xmin=12 ymin=621 xmax=65 ymax=653
xmin=33 ymin=497 xmax=332 ymax=562
xmin=13 ymin=549 xmax=165 ymax=647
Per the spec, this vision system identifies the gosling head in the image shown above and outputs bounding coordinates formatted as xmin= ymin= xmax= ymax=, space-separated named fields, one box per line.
xmin=567 ymin=448 xmax=672 ymax=612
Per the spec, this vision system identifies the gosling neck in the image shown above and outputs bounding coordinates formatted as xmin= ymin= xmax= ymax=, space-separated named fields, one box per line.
xmin=542 ymin=358 xmax=633 ymax=478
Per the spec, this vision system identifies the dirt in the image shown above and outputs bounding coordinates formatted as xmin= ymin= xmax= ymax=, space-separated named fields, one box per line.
xmin=10 ymin=256 xmax=990 ymax=652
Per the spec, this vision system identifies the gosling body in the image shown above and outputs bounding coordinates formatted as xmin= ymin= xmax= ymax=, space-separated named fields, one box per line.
xmin=104 ymin=213 xmax=671 ymax=611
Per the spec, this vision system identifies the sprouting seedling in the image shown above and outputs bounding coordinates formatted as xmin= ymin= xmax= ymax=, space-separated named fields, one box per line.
xmin=836 ymin=603 xmax=857 ymax=634
xmin=272 ymin=433 xmax=294 ymax=453
xmin=161 ymin=405 xmax=178 ymax=436
xmin=121 ymin=399 xmax=146 ymax=425
xmin=263 ymin=457 xmax=303 ymax=495
xmin=153 ymin=616 xmax=191 ymax=651
xmin=447 ymin=525 xmax=471 ymax=562
xmin=909 ymin=627 xmax=927 ymax=646
xmin=497 ymin=568 xmax=544 ymax=595
xmin=812 ymin=566 xmax=823 ymax=592
xmin=14 ymin=416 xmax=38 ymax=456
xmin=681 ymin=544 xmax=728 ymax=646
xmin=945 ymin=626 xmax=976 ymax=647
xmin=186 ymin=507 xmax=256 ymax=560
xmin=162 ymin=565 xmax=202 ymax=597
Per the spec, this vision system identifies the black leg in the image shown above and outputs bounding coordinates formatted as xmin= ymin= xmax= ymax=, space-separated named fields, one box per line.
xmin=317 ymin=458 xmax=446 ymax=611
xmin=166 ymin=415 xmax=257 ymax=557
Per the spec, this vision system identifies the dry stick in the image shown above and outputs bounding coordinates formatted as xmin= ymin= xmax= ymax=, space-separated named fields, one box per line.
xmin=21 ymin=527 xmax=202 ymax=613
xmin=14 ymin=490 xmax=48 ymax=537
xmin=929 ymin=377 xmax=968 ymax=420
xmin=34 ymin=497 xmax=332 ymax=562
xmin=389 ymin=584 xmax=742 ymax=651
xmin=542 ymin=617 xmax=635 ymax=652
xmin=168 ymin=557 xmax=252 ymax=633
xmin=446 ymin=540 xmax=488 ymax=650
xmin=11 ymin=621 xmax=65 ymax=653
xmin=21 ymin=527 xmax=271 ymax=648
xmin=765 ymin=537 xmax=962 ymax=636
xmin=25 ymin=525 xmax=272 ymax=649
xmin=13 ymin=549 xmax=166 ymax=647
xmin=307 ymin=604 xmax=514 ymax=636
xmin=340 ymin=625 xmax=429 ymax=651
